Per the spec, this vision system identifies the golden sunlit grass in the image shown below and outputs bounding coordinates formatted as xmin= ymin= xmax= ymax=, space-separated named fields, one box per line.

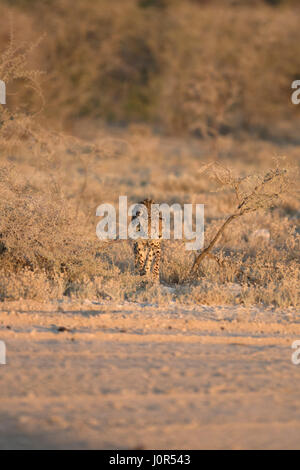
xmin=0 ymin=124 xmax=298 ymax=307
xmin=0 ymin=1 xmax=299 ymax=307
xmin=1 ymin=0 xmax=300 ymax=135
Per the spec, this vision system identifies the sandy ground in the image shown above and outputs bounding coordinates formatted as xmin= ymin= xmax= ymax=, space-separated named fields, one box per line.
xmin=0 ymin=299 xmax=299 ymax=450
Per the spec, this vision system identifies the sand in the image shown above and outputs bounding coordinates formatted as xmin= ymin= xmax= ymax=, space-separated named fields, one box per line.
xmin=0 ymin=299 xmax=299 ymax=450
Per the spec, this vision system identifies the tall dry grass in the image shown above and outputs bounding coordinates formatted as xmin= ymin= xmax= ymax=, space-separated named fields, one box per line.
xmin=0 ymin=115 xmax=298 ymax=307
xmin=0 ymin=1 xmax=299 ymax=307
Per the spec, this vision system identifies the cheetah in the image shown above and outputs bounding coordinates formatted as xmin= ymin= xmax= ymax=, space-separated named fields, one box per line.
xmin=131 ymin=198 xmax=162 ymax=281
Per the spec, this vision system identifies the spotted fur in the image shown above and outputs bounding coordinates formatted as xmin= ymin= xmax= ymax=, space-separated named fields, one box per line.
xmin=132 ymin=198 xmax=162 ymax=281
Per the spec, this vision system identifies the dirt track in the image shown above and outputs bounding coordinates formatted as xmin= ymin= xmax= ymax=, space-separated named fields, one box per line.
xmin=0 ymin=300 xmax=299 ymax=449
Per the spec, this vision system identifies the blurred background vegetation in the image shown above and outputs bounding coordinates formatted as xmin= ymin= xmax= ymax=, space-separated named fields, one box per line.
xmin=1 ymin=0 xmax=300 ymax=138
xmin=0 ymin=0 xmax=299 ymax=306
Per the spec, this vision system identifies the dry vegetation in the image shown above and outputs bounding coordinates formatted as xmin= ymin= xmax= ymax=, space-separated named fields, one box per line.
xmin=0 ymin=0 xmax=299 ymax=307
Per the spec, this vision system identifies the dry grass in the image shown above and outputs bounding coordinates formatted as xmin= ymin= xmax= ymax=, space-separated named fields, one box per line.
xmin=0 ymin=122 xmax=298 ymax=307
xmin=1 ymin=0 xmax=300 ymax=136
xmin=0 ymin=1 xmax=299 ymax=307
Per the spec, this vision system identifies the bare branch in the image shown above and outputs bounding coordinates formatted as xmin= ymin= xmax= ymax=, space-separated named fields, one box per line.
xmin=190 ymin=163 xmax=290 ymax=275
